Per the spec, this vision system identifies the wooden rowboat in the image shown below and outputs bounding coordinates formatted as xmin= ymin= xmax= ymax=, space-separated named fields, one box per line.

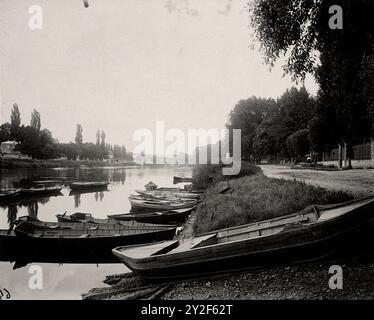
xmin=56 ymin=212 xmax=109 ymax=223
xmin=129 ymin=198 xmax=197 ymax=211
xmin=20 ymin=185 xmax=64 ymax=196
xmin=108 ymin=206 xmax=197 ymax=225
xmin=70 ymin=182 xmax=109 ymax=191
xmin=113 ymin=197 xmax=374 ymax=280
xmin=173 ymin=176 xmax=193 ymax=184
xmin=135 ymin=189 xmax=201 ymax=200
xmin=12 ymin=221 xmax=176 ymax=261
xmin=0 ymin=188 xmax=21 ymax=202
xmin=17 ymin=215 xmax=174 ymax=230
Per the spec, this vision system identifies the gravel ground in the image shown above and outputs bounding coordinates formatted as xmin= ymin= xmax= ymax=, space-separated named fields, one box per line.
xmin=163 ymin=261 xmax=374 ymax=300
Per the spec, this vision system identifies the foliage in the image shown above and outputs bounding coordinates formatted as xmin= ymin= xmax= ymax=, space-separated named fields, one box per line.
xmin=249 ymin=0 xmax=374 ymax=154
xmin=10 ymin=103 xmax=21 ymax=138
xmin=228 ymin=87 xmax=315 ymax=161
xmin=75 ymin=124 xmax=83 ymax=145
xmin=286 ymin=129 xmax=310 ymax=158
xmin=226 ymin=96 xmax=277 ymax=161
xmin=0 ymin=105 xmax=130 ymax=161
xmin=30 ymin=109 xmax=41 ymax=132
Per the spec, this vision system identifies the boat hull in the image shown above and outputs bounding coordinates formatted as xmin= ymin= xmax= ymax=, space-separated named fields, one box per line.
xmin=113 ymin=199 xmax=374 ymax=281
xmin=108 ymin=207 xmax=195 ymax=225
xmin=130 ymin=199 xmax=196 ymax=212
xmin=0 ymin=227 xmax=176 ymax=265
xmin=70 ymin=182 xmax=109 ymax=191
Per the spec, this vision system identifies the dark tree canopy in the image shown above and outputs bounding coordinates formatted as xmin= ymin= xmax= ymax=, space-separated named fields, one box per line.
xmin=226 ymin=96 xmax=277 ymax=160
xmin=250 ymin=0 xmax=374 ymax=159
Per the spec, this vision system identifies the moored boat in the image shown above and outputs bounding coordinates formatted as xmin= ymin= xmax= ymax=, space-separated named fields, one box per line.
xmin=13 ymin=221 xmax=177 ymax=259
xmin=113 ymin=197 xmax=374 ymax=281
xmin=129 ymin=198 xmax=197 ymax=211
xmin=69 ymin=181 xmax=109 ymax=191
xmin=135 ymin=189 xmax=201 ymax=200
xmin=17 ymin=215 xmax=174 ymax=230
xmin=108 ymin=206 xmax=197 ymax=225
xmin=0 ymin=188 xmax=21 ymax=202
xmin=20 ymin=185 xmax=64 ymax=196
xmin=173 ymin=176 xmax=193 ymax=184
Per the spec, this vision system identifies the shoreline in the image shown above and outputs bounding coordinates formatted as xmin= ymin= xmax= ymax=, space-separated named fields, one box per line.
xmin=83 ymin=165 xmax=374 ymax=300
xmin=0 ymin=158 xmax=196 ymax=170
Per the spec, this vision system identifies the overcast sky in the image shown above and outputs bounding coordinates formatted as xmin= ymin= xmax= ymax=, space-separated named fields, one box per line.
xmin=0 ymin=0 xmax=318 ymax=150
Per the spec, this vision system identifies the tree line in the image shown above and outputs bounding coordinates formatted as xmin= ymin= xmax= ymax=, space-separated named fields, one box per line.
xmin=0 ymin=104 xmax=132 ymax=161
xmin=228 ymin=0 xmax=374 ymax=167
xmin=226 ymin=87 xmax=318 ymax=163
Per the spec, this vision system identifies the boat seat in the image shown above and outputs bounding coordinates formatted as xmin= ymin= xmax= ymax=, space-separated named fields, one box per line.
xmin=122 ymin=240 xmax=180 ymax=258
xmin=172 ymin=234 xmax=217 ymax=253
xmin=79 ymin=234 xmax=89 ymax=238
xmin=48 ymin=224 xmax=60 ymax=229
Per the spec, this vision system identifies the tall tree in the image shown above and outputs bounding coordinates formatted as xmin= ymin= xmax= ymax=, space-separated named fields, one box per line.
xmin=30 ymin=109 xmax=41 ymax=132
xmin=10 ymin=103 xmax=21 ymax=138
xmin=100 ymin=130 xmax=106 ymax=147
xmin=75 ymin=124 xmax=83 ymax=145
xmin=249 ymin=0 xmax=374 ymax=166
xmin=96 ymin=130 xmax=100 ymax=146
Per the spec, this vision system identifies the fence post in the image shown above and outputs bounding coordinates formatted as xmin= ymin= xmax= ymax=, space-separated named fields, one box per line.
xmin=343 ymin=143 xmax=347 ymax=167
xmin=371 ymin=138 xmax=374 ymax=164
xmin=338 ymin=143 xmax=343 ymax=169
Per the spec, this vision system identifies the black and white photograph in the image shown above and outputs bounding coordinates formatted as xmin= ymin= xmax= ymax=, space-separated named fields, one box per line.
xmin=0 ymin=0 xmax=374 ymax=307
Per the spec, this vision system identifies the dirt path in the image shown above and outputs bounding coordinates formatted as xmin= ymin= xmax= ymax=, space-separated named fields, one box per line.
xmin=260 ymin=165 xmax=374 ymax=196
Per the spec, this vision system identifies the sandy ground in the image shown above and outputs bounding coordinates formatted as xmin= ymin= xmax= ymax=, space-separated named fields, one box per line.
xmin=260 ymin=165 xmax=374 ymax=196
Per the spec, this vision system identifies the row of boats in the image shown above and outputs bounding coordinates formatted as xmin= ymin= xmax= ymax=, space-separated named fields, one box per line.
xmin=2 ymin=177 xmax=373 ymax=281
xmin=0 ymin=181 xmax=110 ymax=204
xmin=0 ymin=182 xmax=200 ymax=267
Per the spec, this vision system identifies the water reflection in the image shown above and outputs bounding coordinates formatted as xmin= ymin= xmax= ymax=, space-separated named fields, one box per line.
xmin=27 ymin=201 xmax=38 ymax=219
xmin=7 ymin=205 xmax=17 ymax=227
xmin=0 ymin=166 xmax=193 ymax=299
xmin=74 ymin=194 xmax=81 ymax=208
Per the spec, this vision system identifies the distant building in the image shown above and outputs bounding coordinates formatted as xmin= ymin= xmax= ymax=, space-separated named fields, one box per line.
xmin=0 ymin=141 xmax=19 ymax=155
xmin=0 ymin=140 xmax=31 ymax=159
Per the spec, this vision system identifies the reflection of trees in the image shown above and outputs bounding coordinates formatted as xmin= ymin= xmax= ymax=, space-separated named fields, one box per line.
xmin=7 ymin=205 xmax=18 ymax=227
xmin=27 ymin=201 xmax=38 ymax=219
xmin=94 ymin=192 xmax=99 ymax=202
xmin=99 ymin=191 xmax=104 ymax=201
xmin=74 ymin=194 xmax=81 ymax=208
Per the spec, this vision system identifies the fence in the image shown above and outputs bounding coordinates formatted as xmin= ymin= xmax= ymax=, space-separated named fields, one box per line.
xmin=323 ymin=142 xmax=371 ymax=161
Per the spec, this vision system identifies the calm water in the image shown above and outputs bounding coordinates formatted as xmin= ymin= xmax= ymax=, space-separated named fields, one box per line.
xmin=0 ymin=166 xmax=192 ymax=299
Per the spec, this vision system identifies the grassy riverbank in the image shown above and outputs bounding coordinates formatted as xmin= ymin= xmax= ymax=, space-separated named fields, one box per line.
xmin=191 ymin=163 xmax=354 ymax=234
xmin=0 ymin=158 xmax=138 ymax=169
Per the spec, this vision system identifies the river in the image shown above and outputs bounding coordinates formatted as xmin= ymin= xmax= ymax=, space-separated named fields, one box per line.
xmin=0 ymin=166 xmax=192 ymax=299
